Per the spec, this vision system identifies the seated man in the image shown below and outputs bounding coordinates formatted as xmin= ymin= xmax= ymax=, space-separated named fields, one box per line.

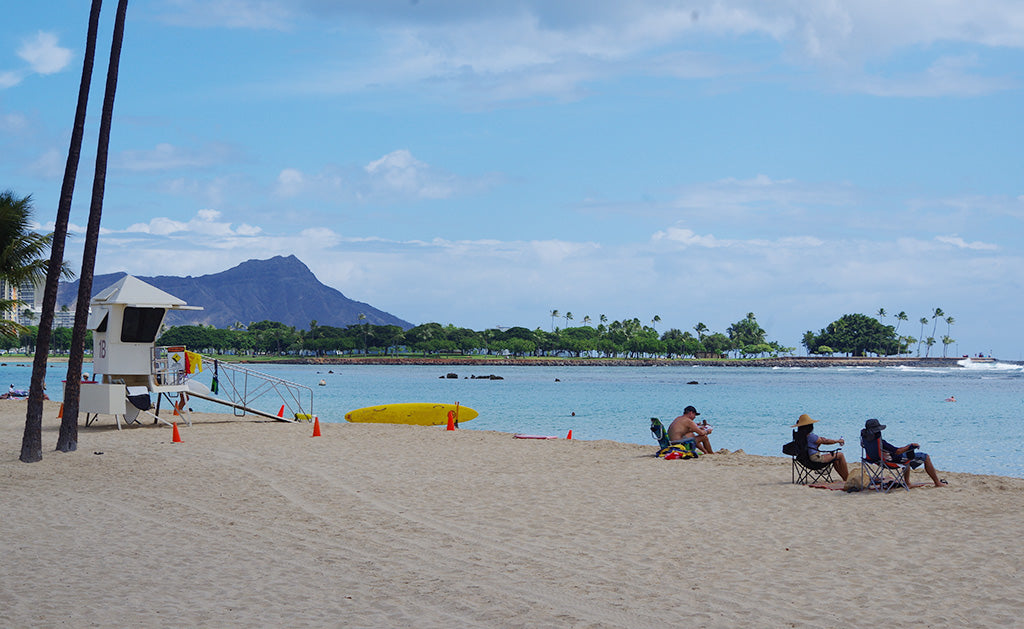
xmin=862 ymin=418 xmax=945 ymax=488
xmin=668 ymin=405 xmax=713 ymax=455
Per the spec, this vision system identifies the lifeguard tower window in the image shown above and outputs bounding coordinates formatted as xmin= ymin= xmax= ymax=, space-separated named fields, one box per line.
xmin=120 ymin=306 xmax=165 ymax=343
xmin=95 ymin=313 xmax=108 ymax=333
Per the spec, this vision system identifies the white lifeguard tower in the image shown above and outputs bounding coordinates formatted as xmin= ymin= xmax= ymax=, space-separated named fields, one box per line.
xmin=77 ymin=275 xmax=202 ymax=428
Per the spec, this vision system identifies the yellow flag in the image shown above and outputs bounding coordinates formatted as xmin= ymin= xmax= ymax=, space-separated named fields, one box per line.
xmin=185 ymin=351 xmax=203 ymax=374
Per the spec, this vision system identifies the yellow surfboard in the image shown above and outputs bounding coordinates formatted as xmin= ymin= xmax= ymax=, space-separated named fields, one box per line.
xmin=344 ymin=403 xmax=479 ymax=426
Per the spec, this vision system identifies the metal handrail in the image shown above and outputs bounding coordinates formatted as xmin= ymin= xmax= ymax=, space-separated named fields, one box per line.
xmin=206 ymin=358 xmax=314 ymax=419
xmin=151 ymin=346 xmax=314 ymax=420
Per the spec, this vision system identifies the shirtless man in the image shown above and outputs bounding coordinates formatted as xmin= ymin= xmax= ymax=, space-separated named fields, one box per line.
xmin=667 ymin=405 xmax=713 ymax=454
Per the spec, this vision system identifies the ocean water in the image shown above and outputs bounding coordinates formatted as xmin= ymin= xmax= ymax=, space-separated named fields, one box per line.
xmin=5 ymin=358 xmax=1022 ymax=478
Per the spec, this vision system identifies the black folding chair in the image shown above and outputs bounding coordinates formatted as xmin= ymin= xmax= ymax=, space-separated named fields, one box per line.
xmin=784 ymin=430 xmax=836 ymax=485
xmin=860 ymin=432 xmax=910 ymax=492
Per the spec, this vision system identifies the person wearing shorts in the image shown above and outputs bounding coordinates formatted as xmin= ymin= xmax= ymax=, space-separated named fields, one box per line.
xmin=862 ymin=418 xmax=946 ymax=488
xmin=793 ymin=413 xmax=849 ymax=481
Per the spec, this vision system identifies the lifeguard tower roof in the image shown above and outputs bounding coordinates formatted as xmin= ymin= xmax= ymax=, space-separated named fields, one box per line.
xmin=90 ymin=275 xmax=201 ymax=310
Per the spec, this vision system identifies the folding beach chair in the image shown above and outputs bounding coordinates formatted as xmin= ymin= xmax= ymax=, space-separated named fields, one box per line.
xmin=784 ymin=430 xmax=835 ymax=485
xmin=860 ymin=431 xmax=910 ymax=492
xmin=649 ymin=417 xmax=698 ymax=458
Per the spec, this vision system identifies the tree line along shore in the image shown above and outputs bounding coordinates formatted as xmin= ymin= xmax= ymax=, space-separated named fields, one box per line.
xmin=235 ymin=356 xmax=972 ymax=368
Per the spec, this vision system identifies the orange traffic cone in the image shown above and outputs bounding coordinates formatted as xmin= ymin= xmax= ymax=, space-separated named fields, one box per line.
xmin=277 ymin=405 xmax=285 ymax=418
xmin=446 ymin=410 xmax=456 ymax=431
xmin=57 ymin=403 xmax=63 ymax=419
xmin=566 ymin=430 xmax=573 ymax=440
xmin=312 ymin=417 xmax=321 ymax=437
xmin=172 ymin=422 xmax=182 ymax=443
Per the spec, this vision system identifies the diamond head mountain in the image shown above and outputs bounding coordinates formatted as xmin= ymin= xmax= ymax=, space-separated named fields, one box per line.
xmin=56 ymin=255 xmax=412 ymax=330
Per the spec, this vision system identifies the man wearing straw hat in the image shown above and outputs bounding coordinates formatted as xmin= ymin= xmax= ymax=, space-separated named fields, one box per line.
xmin=793 ymin=413 xmax=849 ymax=481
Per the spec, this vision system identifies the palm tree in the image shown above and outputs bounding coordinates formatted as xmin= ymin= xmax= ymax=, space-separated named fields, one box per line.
xmin=58 ymin=0 xmax=130 ymax=457
xmin=582 ymin=315 xmax=591 ymax=327
xmin=876 ymin=308 xmax=886 ymax=321
xmin=694 ymin=322 xmax=708 ymax=342
xmin=917 ymin=317 xmax=928 ymax=356
xmin=564 ymin=311 xmax=573 ymax=328
xmin=4 ymin=191 xmax=75 ymax=463
xmin=25 ymin=0 xmax=102 ymax=461
xmin=651 ymin=315 xmax=661 ymax=331
xmin=599 ymin=314 xmax=607 ymax=325
xmin=0 ymin=192 xmax=54 ymax=338
xmin=893 ymin=311 xmax=908 ymax=355
xmin=930 ymin=308 xmax=945 ymax=347
xmin=549 ymin=309 xmax=560 ymax=331
xmin=942 ymin=335 xmax=955 ymax=358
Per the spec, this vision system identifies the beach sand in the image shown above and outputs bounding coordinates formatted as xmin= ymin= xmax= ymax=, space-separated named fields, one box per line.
xmin=2 ymin=402 xmax=1023 ymax=628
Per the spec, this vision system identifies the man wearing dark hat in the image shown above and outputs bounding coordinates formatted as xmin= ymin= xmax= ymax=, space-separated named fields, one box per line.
xmin=668 ymin=405 xmax=713 ymax=454
xmin=862 ymin=418 xmax=945 ymax=487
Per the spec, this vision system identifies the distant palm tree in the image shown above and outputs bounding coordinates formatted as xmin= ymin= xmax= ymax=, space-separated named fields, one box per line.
xmin=550 ymin=309 xmax=560 ymax=331
xmin=583 ymin=315 xmax=591 ymax=327
xmin=651 ymin=315 xmax=661 ymax=331
xmin=893 ymin=311 xmax=908 ymax=355
xmin=694 ymin=322 xmax=708 ymax=342
xmin=564 ymin=311 xmax=573 ymax=328
xmin=930 ymin=308 xmax=945 ymax=346
xmin=942 ymin=335 xmax=955 ymax=358
xmin=917 ymin=318 xmax=928 ymax=357
xmin=876 ymin=308 xmax=886 ymax=320
xmin=60 ymin=0 xmax=131 ymax=457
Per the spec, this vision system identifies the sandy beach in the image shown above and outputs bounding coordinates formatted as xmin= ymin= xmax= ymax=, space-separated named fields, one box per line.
xmin=2 ymin=402 xmax=1023 ymax=628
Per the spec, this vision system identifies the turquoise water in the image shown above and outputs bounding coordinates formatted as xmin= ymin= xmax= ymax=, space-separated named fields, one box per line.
xmin=5 ymin=359 xmax=1022 ymax=478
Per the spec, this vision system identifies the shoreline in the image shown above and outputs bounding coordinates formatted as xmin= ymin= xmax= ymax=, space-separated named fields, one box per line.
xmin=263 ymin=355 xmax=976 ymax=368
xmin=6 ymin=355 xmax=1004 ymax=368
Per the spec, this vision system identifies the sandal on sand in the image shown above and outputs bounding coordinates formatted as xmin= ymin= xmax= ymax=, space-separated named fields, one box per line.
xmin=941 ymin=479 xmax=948 ymax=485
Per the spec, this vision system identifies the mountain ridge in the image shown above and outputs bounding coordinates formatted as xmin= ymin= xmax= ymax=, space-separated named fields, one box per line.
xmin=56 ymin=255 xmax=412 ymax=330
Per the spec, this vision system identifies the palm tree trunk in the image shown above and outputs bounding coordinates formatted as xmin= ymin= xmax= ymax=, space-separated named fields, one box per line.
xmin=63 ymin=0 xmax=130 ymax=432
xmin=21 ymin=0 xmax=103 ymax=463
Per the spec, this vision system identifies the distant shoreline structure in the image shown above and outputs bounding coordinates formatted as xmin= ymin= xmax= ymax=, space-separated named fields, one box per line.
xmin=263 ymin=356 xmax=995 ymax=368
xmin=15 ymin=356 xmax=1013 ymax=368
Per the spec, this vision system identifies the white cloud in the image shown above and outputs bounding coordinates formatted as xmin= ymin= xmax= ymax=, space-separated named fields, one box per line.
xmin=274 ymin=149 xmax=493 ymax=203
xmin=0 ymin=71 xmax=23 ymax=89
xmin=18 ymin=31 xmax=72 ymax=75
xmin=652 ymin=227 xmax=726 ymax=248
xmin=275 ymin=168 xmax=305 ymax=197
xmin=364 ymin=149 xmax=454 ymax=200
xmin=115 ymin=143 xmax=236 ymax=172
xmin=248 ymin=1 xmax=1024 ymax=102
xmin=935 ymin=235 xmax=999 ymax=251
xmin=121 ymin=209 xmax=263 ymax=238
xmin=156 ymin=0 xmax=295 ymax=30
xmin=26 ymin=149 xmax=65 ymax=178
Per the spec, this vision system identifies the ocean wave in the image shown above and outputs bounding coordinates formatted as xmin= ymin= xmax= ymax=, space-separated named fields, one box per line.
xmin=957 ymin=358 xmax=1024 ymax=372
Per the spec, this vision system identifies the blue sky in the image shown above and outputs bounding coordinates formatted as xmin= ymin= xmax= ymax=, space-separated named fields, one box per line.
xmin=2 ymin=1 xmax=1023 ymax=358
